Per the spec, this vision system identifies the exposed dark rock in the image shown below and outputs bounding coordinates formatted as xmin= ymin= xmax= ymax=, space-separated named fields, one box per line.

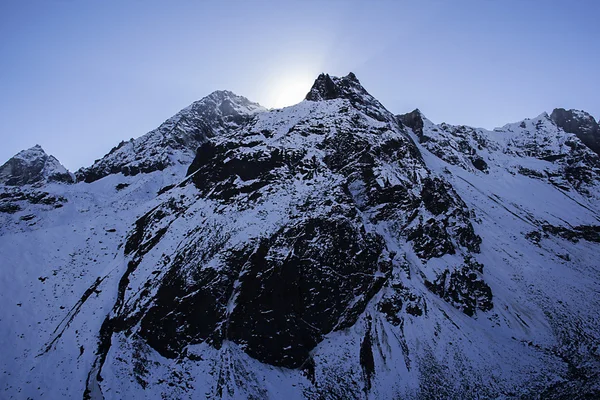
xmin=519 ymin=167 xmax=546 ymax=179
xmin=305 ymin=72 xmax=393 ymax=123
xmin=20 ymin=214 xmax=35 ymax=221
xmin=0 ymin=203 xmax=21 ymax=213
xmin=0 ymin=188 xmax=68 ymax=212
xmin=542 ymin=224 xmax=600 ymax=243
xmin=157 ymin=184 xmax=175 ymax=195
xmin=525 ymin=230 xmax=543 ymax=245
xmin=421 ymin=177 xmax=455 ymax=215
xmin=187 ymin=141 xmax=303 ymax=203
xmin=551 ymin=108 xmax=600 ymax=156
xmin=408 ymin=219 xmax=456 ymax=259
xmin=398 ymin=109 xmax=424 ymax=137
xmin=139 ymin=216 xmax=390 ymax=368
xmin=470 ymin=156 xmax=488 ymax=172
xmin=305 ymin=73 xmax=340 ymax=101
xmin=378 ymin=276 xmax=426 ymax=323
xmin=359 ymin=318 xmax=375 ymax=394
xmin=425 ymin=256 xmax=493 ymax=316
xmin=124 ymin=200 xmax=183 ymax=256
xmin=407 ymin=178 xmax=481 ymax=259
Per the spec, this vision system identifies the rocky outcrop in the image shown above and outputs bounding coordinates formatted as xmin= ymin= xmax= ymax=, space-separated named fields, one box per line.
xmin=397 ymin=108 xmax=424 ymax=137
xmin=306 ymin=72 xmax=395 ymax=123
xmin=551 ymin=108 xmax=600 ymax=156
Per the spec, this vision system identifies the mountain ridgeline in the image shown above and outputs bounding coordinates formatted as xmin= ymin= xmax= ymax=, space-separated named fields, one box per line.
xmin=1 ymin=73 xmax=599 ymax=399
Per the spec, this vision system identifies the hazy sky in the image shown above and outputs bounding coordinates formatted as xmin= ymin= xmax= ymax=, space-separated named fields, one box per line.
xmin=1 ymin=0 xmax=599 ymax=170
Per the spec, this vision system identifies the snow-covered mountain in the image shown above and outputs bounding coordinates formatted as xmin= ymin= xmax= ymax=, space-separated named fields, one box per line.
xmin=398 ymin=109 xmax=600 ymax=195
xmin=76 ymin=90 xmax=265 ymax=183
xmin=1 ymin=73 xmax=599 ymax=399
xmin=0 ymin=144 xmax=74 ymax=186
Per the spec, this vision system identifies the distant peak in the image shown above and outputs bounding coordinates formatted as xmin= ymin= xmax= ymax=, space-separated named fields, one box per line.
xmin=25 ymin=144 xmax=45 ymax=152
xmin=190 ymin=90 xmax=265 ymax=114
xmin=409 ymin=108 xmax=425 ymax=118
xmin=202 ymin=90 xmax=256 ymax=103
xmin=205 ymin=89 xmax=237 ymax=99
xmin=0 ymin=145 xmax=73 ymax=186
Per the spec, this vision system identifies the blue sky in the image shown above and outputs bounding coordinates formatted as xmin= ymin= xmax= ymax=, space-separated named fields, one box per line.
xmin=1 ymin=0 xmax=599 ymax=170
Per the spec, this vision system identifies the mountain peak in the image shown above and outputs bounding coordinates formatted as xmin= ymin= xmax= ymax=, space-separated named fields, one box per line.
xmin=0 ymin=145 xmax=73 ymax=186
xmin=305 ymin=72 xmax=363 ymax=102
xmin=189 ymin=90 xmax=265 ymax=118
xmin=76 ymin=90 xmax=265 ymax=183
xmin=397 ymin=108 xmax=427 ymax=137
xmin=202 ymin=89 xmax=250 ymax=103
xmin=14 ymin=144 xmax=46 ymax=159
xmin=305 ymin=72 xmax=393 ymax=123
xmin=550 ymin=108 xmax=600 ymax=155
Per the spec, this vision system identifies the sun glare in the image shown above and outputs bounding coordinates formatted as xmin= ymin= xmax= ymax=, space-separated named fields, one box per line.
xmin=265 ymin=71 xmax=317 ymax=109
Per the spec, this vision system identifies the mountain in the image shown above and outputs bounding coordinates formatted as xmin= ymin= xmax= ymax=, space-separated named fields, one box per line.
xmin=399 ymin=109 xmax=600 ymax=195
xmin=76 ymin=90 xmax=265 ymax=183
xmin=1 ymin=73 xmax=599 ymax=399
xmin=0 ymin=144 xmax=74 ymax=186
xmin=0 ymin=145 xmax=74 ymax=214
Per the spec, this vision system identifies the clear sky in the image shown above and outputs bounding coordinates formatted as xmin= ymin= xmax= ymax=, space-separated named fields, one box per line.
xmin=1 ymin=0 xmax=599 ymax=170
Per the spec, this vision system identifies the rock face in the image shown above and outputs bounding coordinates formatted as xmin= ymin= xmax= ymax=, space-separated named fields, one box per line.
xmin=75 ymin=91 xmax=265 ymax=183
xmin=0 ymin=145 xmax=74 ymax=186
xmin=551 ymin=108 xmax=600 ymax=156
xmin=92 ymin=75 xmax=488 ymax=387
xmin=1 ymin=74 xmax=600 ymax=400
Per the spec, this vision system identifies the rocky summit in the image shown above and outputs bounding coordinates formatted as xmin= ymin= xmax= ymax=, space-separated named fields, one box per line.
xmin=1 ymin=73 xmax=600 ymax=399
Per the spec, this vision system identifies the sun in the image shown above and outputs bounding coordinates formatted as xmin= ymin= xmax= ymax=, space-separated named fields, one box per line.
xmin=264 ymin=71 xmax=317 ymax=109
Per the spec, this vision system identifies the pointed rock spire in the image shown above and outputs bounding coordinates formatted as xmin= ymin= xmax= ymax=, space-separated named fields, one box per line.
xmin=305 ymin=72 xmax=365 ymax=102
xmin=305 ymin=72 xmax=393 ymax=123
